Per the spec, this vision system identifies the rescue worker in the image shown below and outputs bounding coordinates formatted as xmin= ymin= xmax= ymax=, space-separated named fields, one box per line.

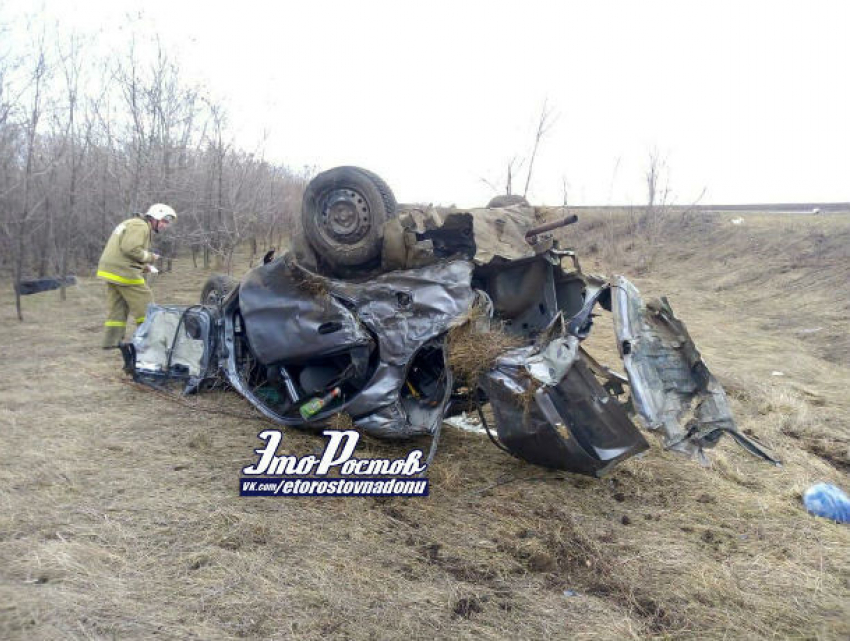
xmin=97 ymin=204 xmax=177 ymax=348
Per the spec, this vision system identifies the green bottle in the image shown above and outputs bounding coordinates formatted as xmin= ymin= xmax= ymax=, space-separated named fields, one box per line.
xmin=299 ymin=387 xmax=341 ymax=420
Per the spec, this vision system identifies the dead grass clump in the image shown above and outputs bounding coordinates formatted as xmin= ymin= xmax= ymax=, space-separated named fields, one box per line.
xmin=516 ymin=372 xmax=541 ymax=417
xmin=446 ymin=315 xmax=524 ymax=386
xmin=285 ymin=254 xmax=329 ymax=296
xmin=326 ymin=411 xmax=355 ymax=431
xmin=292 ymin=270 xmax=329 ymax=297
xmin=428 ymin=451 xmax=466 ymax=491
xmin=452 ymin=595 xmax=483 ymax=619
xmin=756 ymin=385 xmax=850 ymax=471
xmin=187 ymin=428 xmax=213 ymax=451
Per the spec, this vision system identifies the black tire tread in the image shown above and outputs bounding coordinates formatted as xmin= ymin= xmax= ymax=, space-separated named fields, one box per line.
xmin=348 ymin=166 xmax=397 ymax=220
xmin=301 ymin=166 xmax=397 ymax=270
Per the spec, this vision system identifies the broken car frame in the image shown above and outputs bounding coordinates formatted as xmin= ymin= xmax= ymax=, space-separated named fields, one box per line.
xmin=120 ymin=166 xmax=778 ymax=477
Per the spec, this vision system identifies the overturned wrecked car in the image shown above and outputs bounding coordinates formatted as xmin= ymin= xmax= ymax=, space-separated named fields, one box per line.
xmin=121 ymin=166 xmax=777 ymax=476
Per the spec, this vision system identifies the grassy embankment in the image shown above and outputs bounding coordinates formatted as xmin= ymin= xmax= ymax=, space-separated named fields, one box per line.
xmin=1 ymin=209 xmax=848 ymax=639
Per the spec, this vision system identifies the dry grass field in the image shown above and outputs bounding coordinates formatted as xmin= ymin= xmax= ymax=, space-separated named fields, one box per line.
xmin=1 ymin=210 xmax=848 ymax=640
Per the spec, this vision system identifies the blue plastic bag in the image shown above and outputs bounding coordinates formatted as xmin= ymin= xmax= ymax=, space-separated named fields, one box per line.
xmin=803 ymin=483 xmax=850 ymax=524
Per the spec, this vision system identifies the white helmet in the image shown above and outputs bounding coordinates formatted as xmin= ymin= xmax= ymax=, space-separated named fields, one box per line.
xmin=146 ymin=203 xmax=177 ymax=223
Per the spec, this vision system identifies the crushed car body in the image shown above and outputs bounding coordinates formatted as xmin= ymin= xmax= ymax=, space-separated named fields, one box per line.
xmin=121 ymin=166 xmax=778 ymax=476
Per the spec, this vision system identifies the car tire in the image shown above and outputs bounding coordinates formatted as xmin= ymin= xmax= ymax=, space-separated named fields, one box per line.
xmin=200 ymin=273 xmax=238 ymax=306
xmin=486 ymin=194 xmax=529 ymax=208
xmin=301 ymin=166 xmax=397 ymax=270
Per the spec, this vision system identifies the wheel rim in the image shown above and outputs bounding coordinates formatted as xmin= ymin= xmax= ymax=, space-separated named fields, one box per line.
xmin=319 ymin=188 xmax=372 ymax=245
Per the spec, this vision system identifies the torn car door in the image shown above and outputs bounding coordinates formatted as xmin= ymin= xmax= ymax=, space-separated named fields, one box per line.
xmin=612 ymin=276 xmax=778 ymax=464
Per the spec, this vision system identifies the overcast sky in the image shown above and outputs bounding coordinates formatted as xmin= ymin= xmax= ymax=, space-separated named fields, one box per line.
xmin=7 ymin=0 xmax=849 ymax=206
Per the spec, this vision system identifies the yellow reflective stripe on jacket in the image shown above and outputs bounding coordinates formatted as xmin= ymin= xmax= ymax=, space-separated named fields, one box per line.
xmin=135 ymin=316 xmax=146 ymax=324
xmin=104 ymin=320 xmax=127 ymax=327
xmin=97 ymin=270 xmax=145 ymax=285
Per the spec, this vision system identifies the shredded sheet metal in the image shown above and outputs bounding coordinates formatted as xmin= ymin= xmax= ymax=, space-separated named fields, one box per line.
xmin=235 ymin=257 xmax=475 ymax=438
xmin=523 ymin=336 xmax=580 ymax=386
xmin=481 ymin=339 xmax=649 ymax=476
xmin=612 ymin=276 xmax=778 ymax=464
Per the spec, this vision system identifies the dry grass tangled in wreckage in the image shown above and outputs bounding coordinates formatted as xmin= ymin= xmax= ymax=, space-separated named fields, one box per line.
xmin=446 ymin=306 xmax=525 ymax=387
xmin=1 ymin=210 xmax=849 ymax=639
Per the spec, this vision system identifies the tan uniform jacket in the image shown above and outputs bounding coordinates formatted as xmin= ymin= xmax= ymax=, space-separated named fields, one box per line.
xmin=97 ymin=217 xmax=155 ymax=285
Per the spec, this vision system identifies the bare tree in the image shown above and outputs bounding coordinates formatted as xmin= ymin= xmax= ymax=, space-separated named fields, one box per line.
xmin=10 ymin=37 xmax=49 ymax=321
xmin=522 ymin=99 xmax=556 ymax=199
xmin=505 ymin=155 xmax=524 ymax=195
xmin=481 ymin=101 xmax=557 ymax=203
xmin=56 ymin=32 xmax=87 ymax=300
xmin=0 ymin=19 xmax=309 ymax=320
xmin=641 ymin=148 xmax=670 ymax=242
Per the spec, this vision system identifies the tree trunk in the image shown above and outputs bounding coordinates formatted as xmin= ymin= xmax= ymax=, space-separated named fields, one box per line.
xmin=14 ymin=232 xmax=24 ymax=321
